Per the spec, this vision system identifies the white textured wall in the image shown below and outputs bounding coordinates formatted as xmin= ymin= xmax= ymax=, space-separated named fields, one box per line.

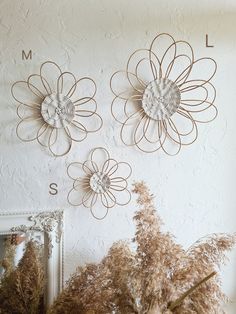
xmin=0 ymin=0 xmax=236 ymax=312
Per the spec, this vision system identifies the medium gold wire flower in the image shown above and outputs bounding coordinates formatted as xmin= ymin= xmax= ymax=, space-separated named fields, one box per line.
xmin=110 ymin=33 xmax=217 ymax=155
xmin=12 ymin=61 xmax=103 ymax=157
xmin=67 ymin=147 xmax=132 ymax=220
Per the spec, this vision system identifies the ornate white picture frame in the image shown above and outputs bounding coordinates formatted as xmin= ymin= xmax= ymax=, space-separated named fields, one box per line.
xmin=0 ymin=210 xmax=63 ymax=306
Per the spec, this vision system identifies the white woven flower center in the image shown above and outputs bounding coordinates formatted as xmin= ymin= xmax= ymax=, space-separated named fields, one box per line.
xmin=41 ymin=93 xmax=75 ymax=128
xmin=142 ymin=78 xmax=181 ymax=120
xmin=90 ymin=172 xmax=111 ymax=194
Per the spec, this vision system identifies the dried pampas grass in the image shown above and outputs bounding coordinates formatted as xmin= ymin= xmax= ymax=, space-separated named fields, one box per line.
xmin=49 ymin=182 xmax=235 ymax=314
xmin=0 ymin=240 xmax=45 ymax=314
xmin=0 ymin=236 xmax=17 ymax=277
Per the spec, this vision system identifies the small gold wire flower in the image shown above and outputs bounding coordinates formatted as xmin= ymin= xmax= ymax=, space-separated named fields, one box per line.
xmin=67 ymin=147 xmax=132 ymax=220
xmin=12 ymin=61 xmax=103 ymax=157
xmin=110 ymin=33 xmax=217 ymax=155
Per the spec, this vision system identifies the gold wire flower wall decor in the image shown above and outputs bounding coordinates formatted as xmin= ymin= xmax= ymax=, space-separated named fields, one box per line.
xmin=12 ymin=61 xmax=103 ymax=157
xmin=67 ymin=147 xmax=132 ymax=220
xmin=110 ymin=33 xmax=217 ymax=155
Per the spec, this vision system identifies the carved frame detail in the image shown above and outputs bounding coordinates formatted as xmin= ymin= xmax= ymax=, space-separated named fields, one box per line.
xmin=0 ymin=210 xmax=64 ymax=306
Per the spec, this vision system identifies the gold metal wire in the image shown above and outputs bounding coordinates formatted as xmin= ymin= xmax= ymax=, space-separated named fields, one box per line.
xmin=67 ymin=147 xmax=132 ymax=220
xmin=12 ymin=61 xmax=103 ymax=157
xmin=110 ymin=33 xmax=217 ymax=155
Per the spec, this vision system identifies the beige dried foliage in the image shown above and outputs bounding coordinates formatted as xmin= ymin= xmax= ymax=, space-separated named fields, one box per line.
xmin=49 ymin=182 xmax=235 ymax=314
xmin=0 ymin=236 xmax=16 ymax=277
xmin=48 ymin=242 xmax=136 ymax=314
xmin=0 ymin=240 xmax=45 ymax=314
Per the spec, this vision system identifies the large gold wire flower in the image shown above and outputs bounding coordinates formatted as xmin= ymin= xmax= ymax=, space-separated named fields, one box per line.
xmin=67 ymin=147 xmax=132 ymax=220
xmin=12 ymin=61 xmax=103 ymax=157
xmin=110 ymin=33 xmax=217 ymax=155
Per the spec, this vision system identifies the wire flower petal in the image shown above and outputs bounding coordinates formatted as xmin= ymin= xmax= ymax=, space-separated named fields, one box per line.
xmin=12 ymin=60 xmax=103 ymax=157
xmin=110 ymin=33 xmax=217 ymax=155
xmin=67 ymin=147 xmax=132 ymax=220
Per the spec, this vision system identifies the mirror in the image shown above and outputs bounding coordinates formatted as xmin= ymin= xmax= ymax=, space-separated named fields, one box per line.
xmin=0 ymin=211 xmax=63 ymax=312
xmin=0 ymin=233 xmax=35 ymax=275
